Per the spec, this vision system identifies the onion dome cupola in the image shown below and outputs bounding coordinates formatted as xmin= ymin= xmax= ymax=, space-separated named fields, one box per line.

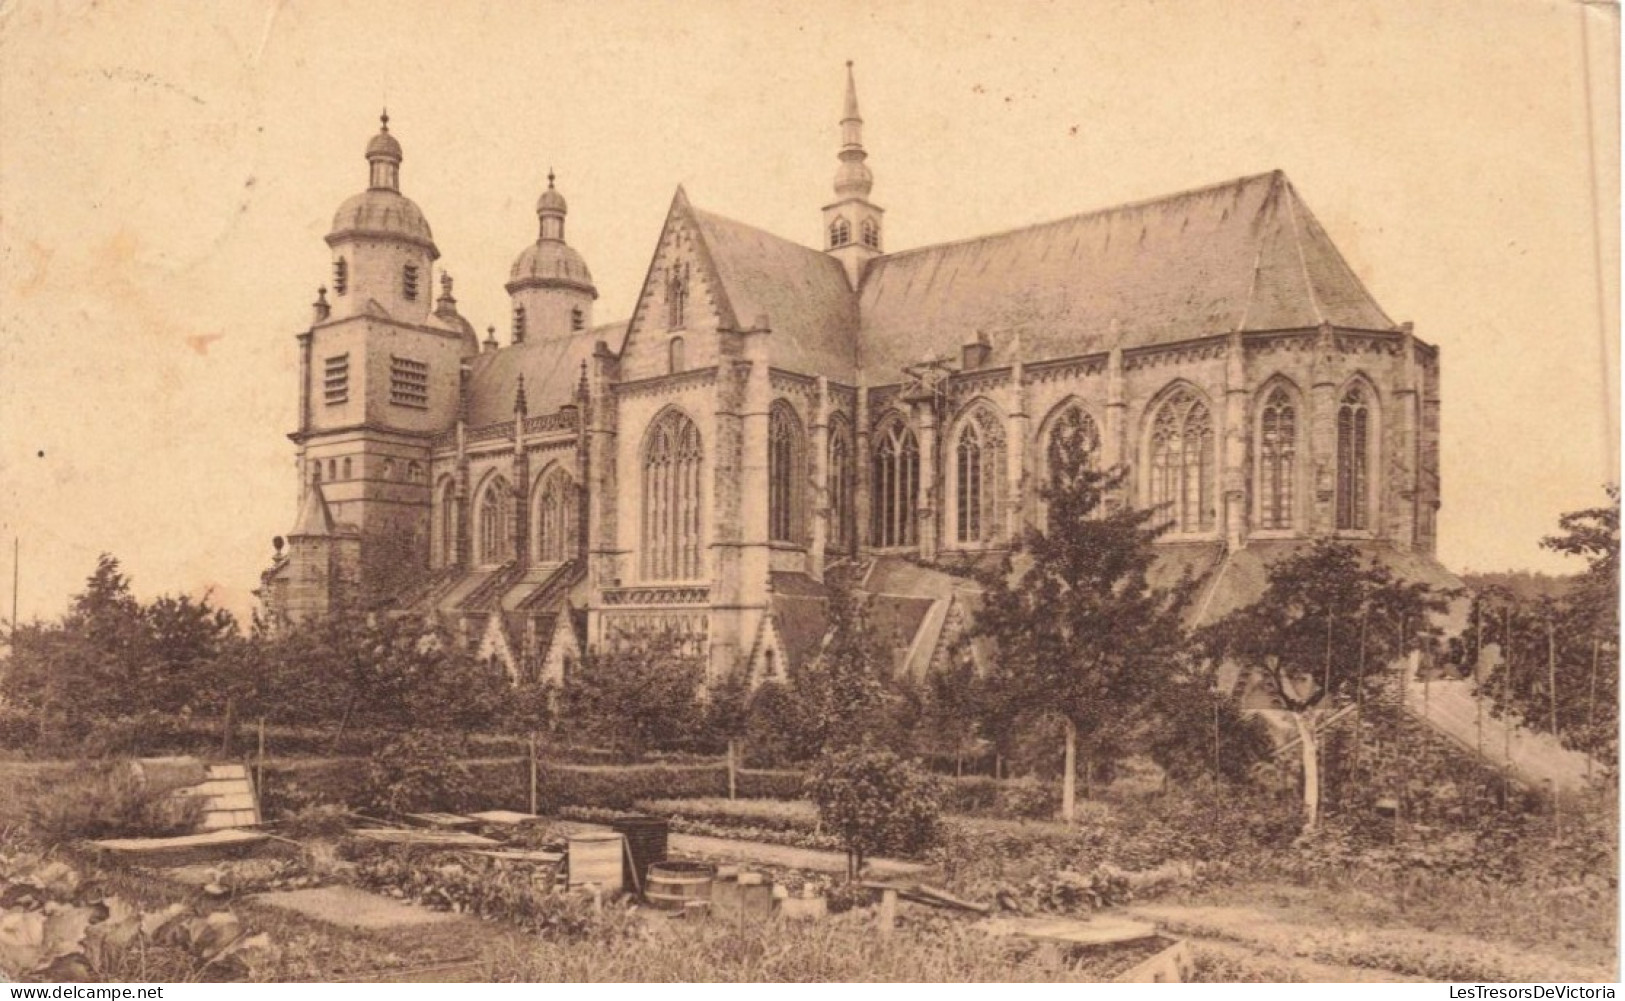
xmin=325 ymin=111 xmax=439 ymax=323
xmin=823 ymin=63 xmax=885 ymax=290
xmin=505 ymin=169 xmax=597 ymax=344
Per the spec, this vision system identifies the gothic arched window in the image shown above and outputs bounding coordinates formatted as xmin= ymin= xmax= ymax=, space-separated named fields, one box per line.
xmin=1148 ymin=388 xmax=1214 ymax=533
xmin=642 ymin=409 xmax=703 ymax=580
xmin=436 ymin=478 xmax=458 ymax=567
xmin=1043 ymin=403 xmax=1100 ymax=530
xmin=828 ymin=413 xmax=855 ymax=555
xmin=478 ymin=476 xmax=512 ymax=565
xmin=535 ymin=467 xmax=578 ymax=563
xmin=860 ymin=218 xmax=880 ymax=250
xmin=1337 ymin=384 xmax=1372 ymax=531
xmin=342 ymin=457 xmax=352 ymax=480
xmin=1258 ymin=386 xmax=1297 ymax=530
xmin=830 ymin=217 xmax=851 ymax=249
xmin=513 ymin=305 xmax=527 ymax=343
xmin=333 ymin=257 xmax=348 ymax=296
xmin=871 ymin=416 xmax=919 ymax=547
xmin=403 ymin=264 xmax=420 ymax=301
xmin=571 ymin=307 xmax=585 ymax=332
xmin=954 ymin=404 xmax=1008 ymax=545
xmin=667 ymin=262 xmax=690 ymax=330
xmin=669 ymin=336 xmax=685 ymax=375
xmin=768 ymin=401 xmax=805 ymax=544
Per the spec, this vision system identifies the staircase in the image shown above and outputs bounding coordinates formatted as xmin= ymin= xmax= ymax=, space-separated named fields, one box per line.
xmin=1404 ymin=677 xmax=1597 ymax=792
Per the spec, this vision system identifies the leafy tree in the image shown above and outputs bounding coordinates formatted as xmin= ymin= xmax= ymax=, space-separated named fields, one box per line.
xmin=739 ymin=680 xmax=811 ymax=767
xmin=561 ymin=631 xmax=703 ymax=757
xmin=1461 ymin=489 xmax=1620 ymax=771
xmin=792 ymin=567 xmax=904 ymax=756
xmin=968 ymin=427 xmax=1198 ymax=820
xmin=806 ymin=745 xmax=943 ymax=879
xmin=912 ymin=653 xmax=988 ymax=773
xmin=1200 ymin=540 xmax=1450 ymax=832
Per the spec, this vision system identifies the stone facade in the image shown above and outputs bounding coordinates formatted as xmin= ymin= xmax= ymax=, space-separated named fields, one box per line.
xmin=259 ymin=73 xmax=1447 ymax=685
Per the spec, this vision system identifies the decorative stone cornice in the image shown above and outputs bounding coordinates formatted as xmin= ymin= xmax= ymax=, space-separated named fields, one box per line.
xmin=601 ymin=585 xmax=711 ymax=606
xmin=613 ymin=366 xmax=719 ymax=400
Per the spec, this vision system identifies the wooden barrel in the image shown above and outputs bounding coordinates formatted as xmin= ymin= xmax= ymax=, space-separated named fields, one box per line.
xmin=646 ymin=860 xmax=716 ymax=911
xmin=567 ymin=833 xmax=625 ymax=890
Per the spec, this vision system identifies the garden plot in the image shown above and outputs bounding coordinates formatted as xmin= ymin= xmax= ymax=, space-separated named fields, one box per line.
xmin=250 ymin=885 xmax=475 ymax=931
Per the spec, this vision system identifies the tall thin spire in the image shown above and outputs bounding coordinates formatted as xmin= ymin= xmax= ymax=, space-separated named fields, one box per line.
xmin=834 ymin=61 xmax=873 ymax=200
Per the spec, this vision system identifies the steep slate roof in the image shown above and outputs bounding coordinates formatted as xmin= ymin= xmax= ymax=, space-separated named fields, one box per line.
xmin=464 ymin=321 xmax=627 ymax=428
xmin=856 ymin=170 xmax=1397 ymax=384
xmin=688 ymin=206 xmax=859 ymax=382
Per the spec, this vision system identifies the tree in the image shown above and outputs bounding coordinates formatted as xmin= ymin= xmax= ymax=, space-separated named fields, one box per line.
xmin=968 ymin=427 xmax=1198 ymax=821
xmin=1461 ymin=487 xmax=1620 ymax=771
xmin=792 ymin=567 xmax=903 ymax=756
xmin=562 ymin=631 xmax=703 ymax=757
xmin=806 ymin=745 xmax=943 ymax=879
xmin=1201 ymin=540 xmax=1450 ymax=832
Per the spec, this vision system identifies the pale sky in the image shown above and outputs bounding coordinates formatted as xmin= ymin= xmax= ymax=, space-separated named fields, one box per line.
xmin=1 ymin=0 xmax=1618 ymax=624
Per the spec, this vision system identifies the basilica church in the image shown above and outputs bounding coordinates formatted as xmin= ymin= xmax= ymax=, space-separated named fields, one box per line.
xmin=258 ymin=66 xmax=1455 ymax=688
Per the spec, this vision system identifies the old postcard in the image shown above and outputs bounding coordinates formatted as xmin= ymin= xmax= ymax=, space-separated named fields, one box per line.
xmin=0 ymin=0 xmax=1618 ymax=986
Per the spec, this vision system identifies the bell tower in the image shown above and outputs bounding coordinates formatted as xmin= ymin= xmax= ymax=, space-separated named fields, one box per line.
xmin=823 ymin=62 xmax=884 ymax=290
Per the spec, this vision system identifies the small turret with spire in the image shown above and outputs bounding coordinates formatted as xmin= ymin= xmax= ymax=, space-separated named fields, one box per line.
xmin=823 ymin=61 xmax=885 ymax=290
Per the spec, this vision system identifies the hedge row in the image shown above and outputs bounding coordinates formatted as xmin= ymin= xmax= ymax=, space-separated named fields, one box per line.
xmin=262 ymin=758 xmax=808 ymax=817
xmin=260 ymin=755 xmax=1063 ymax=820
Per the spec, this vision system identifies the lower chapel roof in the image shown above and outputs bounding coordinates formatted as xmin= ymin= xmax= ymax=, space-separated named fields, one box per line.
xmin=464 ymin=321 xmax=628 ymax=428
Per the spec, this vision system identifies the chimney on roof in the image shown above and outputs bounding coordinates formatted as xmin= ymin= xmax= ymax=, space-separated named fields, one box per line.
xmin=962 ymin=329 xmax=991 ymax=371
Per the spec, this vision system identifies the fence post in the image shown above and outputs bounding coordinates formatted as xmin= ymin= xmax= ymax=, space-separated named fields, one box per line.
xmin=529 ymin=732 xmax=539 ymax=816
xmin=727 ymin=739 xmax=738 ymax=801
xmin=256 ymin=717 xmax=266 ymax=812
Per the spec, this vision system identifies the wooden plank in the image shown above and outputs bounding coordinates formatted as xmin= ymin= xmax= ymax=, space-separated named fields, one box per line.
xmin=403 ymin=812 xmax=478 ymax=830
xmin=983 ymin=915 xmax=1160 ymax=948
xmin=467 ymin=810 xmax=542 ymax=825
xmin=92 ymin=829 xmax=267 ymax=852
xmin=469 ymin=850 xmax=564 ymax=863
xmin=207 ymin=764 xmax=248 ymax=779
xmin=190 ymin=779 xmax=252 ymax=797
xmin=351 ymin=828 xmax=499 ymax=846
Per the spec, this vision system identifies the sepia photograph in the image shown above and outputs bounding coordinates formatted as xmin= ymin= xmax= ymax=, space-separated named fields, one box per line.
xmin=0 ymin=0 xmax=1619 ymax=985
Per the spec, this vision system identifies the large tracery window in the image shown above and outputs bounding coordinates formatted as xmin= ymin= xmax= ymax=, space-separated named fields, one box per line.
xmin=871 ymin=416 xmax=919 ymax=548
xmin=535 ymin=467 xmax=578 ymax=564
xmin=1258 ymin=386 xmax=1298 ymax=530
xmin=954 ymin=404 xmax=1009 ymax=545
xmin=1337 ymin=384 xmax=1372 ymax=531
xmin=642 ymin=409 xmax=703 ymax=580
xmin=1149 ymin=388 xmax=1215 ymax=534
xmin=768 ymin=401 xmax=806 ymax=545
xmin=828 ymin=413 xmax=855 ymax=555
xmin=477 ymin=475 xmax=512 ymax=565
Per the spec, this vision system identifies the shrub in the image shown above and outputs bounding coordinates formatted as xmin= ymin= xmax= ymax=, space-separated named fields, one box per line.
xmin=996 ymin=777 xmax=1059 ymax=820
xmin=807 ymin=747 xmax=944 ymax=877
xmin=361 ymin=730 xmax=473 ymax=816
xmin=22 ymin=761 xmax=204 ymax=844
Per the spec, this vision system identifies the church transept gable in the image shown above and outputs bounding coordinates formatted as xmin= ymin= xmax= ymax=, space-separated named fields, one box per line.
xmin=619 ymin=189 xmax=734 ymax=383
